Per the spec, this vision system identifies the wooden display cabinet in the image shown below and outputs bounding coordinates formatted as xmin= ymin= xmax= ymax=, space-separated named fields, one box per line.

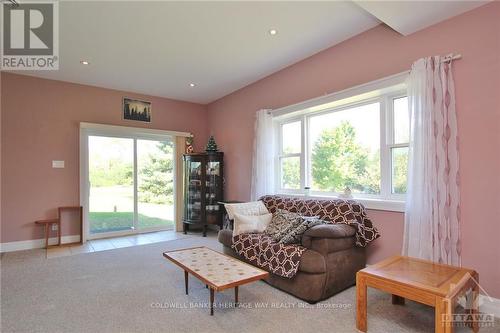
xmin=183 ymin=152 xmax=224 ymax=236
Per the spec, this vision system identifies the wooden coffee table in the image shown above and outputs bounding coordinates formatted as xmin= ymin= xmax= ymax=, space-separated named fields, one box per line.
xmin=163 ymin=246 xmax=268 ymax=315
xmin=356 ymin=255 xmax=479 ymax=333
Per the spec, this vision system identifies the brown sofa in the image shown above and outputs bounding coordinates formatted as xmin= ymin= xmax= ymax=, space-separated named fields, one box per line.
xmin=217 ymin=195 xmax=368 ymax=303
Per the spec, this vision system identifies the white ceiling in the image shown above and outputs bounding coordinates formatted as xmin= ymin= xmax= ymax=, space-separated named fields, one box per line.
xmin=12 ymin=1 xmax=489 ymax=104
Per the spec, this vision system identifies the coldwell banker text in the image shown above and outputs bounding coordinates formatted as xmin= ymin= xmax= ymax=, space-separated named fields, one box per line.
xmin=1 ymin=1 xmax=59 ymax=70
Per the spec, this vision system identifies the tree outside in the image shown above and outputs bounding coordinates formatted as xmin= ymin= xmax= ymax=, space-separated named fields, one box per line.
xmin=281 ymin=121 xmax=390 ymax=195
xmin=138 ymin=141 xmax=174 ymax=205
xmin=392 ymin=147 xmax=408 ymax=194
xmin=311 ymin=121 xmax=380 ymax=194
xmin=281 ymin=155 xmax=300 ymax=189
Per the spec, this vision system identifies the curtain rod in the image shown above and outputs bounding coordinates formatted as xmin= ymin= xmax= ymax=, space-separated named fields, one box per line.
xmin=400 ymin=53 xmax=462 ymax=75
xmin=441 ymin=53 xmax=462 ymax=63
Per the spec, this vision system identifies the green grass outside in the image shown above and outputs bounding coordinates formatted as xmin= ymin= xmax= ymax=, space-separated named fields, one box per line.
xmin=89 ymin=212 xmax=174 ymax=233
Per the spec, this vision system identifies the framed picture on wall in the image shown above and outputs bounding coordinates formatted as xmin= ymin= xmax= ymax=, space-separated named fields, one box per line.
xmin=123 ymin=97 xmax=151 ymax=122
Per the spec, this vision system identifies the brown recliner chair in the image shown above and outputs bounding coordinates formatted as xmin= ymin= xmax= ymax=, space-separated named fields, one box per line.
xmin=217 ymin=195 xmax=368 ymax=303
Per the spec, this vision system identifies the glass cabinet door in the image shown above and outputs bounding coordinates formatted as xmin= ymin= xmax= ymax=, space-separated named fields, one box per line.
xmin=205 ymin=161 xmax=221 ymax=224
xmin=185 ymin=160 xmax=202 ymax=222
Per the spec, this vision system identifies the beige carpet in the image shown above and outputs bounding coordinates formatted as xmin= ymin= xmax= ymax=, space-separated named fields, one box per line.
xmin=1 ymin=232 xmax=498 ymax=333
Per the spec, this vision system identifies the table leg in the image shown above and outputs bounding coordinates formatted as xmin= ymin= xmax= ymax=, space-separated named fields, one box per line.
xmin=471 ymin=273 xmax=479 ymax=333
xmin=44 ymin=224 xmax=49 ymax=249
xmin=210 ymin=288 xmax=214 ymax=316
xmin=392 ymin=294 xmax=405 ymax=305
xmin=57 ymin=221 xmax=61 ymax=246
xmin=79 ymin=206 xmax=83 ymax=244
xmin=235 ymin=286 xmax=239 ymax=307
xmin=184 ymin=271 xmax=188 ymax=295
xmin=435 ymin=297 xmax=453 ymax=333
xmin=356 ymin=273 xmax=367 ymax=332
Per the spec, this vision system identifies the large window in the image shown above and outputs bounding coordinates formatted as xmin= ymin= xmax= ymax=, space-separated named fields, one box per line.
xmin=277 ymin=90 xmax=409 ymax=204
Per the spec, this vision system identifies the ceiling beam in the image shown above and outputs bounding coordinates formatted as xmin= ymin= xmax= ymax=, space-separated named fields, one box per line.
xmin=354 ymin=1 xmax=489 ymax=36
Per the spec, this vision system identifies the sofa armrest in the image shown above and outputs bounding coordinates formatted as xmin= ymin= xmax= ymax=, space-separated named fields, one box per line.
xmin=303 ymin=224 xmax=356 ymax=238
xmin=302 ymin=224 xmax=356 ymax=254
xmin=218 ymin=229 xmax=234 ymax=247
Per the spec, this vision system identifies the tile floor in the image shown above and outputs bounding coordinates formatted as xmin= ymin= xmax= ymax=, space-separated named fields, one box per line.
xmin=46 ymin=231 xmax=188 ymax=259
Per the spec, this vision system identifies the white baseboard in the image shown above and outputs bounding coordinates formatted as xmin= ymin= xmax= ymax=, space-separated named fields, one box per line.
xmin=0 ymin=235 xmax=81 ymax=253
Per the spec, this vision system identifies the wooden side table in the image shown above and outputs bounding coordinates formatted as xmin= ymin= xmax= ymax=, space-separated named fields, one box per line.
xmin=35 ymin=219 xmax=61 ymax=249
xmin=356 ymin=255 xmax=479 ymax=333
xmin=35 ymin=206 xmax=83 ymax=249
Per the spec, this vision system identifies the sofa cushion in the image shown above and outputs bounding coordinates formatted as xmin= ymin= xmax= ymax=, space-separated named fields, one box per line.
xmin=264 ymin=209 xmax=303 ymax=240
xmin=302 ymin=236 xmax=356 ymax=255
xmin=301 ymin=224 xmax=356 ymax=254
xmin=224 ymin=201 xmax=269 ymax=220
xmin=303 ymin=224 xmax=355 ymax=238
xmin=233 ymin=213 xmax=272 ymax=236
xmin=279 ymin=217 xmax=326 ymax=245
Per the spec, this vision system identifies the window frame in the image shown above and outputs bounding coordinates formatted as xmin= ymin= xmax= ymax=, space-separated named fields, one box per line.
xmin=385 ymin=93 xmax=410 ymax=201
xmin=274 ymin=87 xmax=408 ymax=212
xmin=277 ymin=117 xmax=304 ymax=194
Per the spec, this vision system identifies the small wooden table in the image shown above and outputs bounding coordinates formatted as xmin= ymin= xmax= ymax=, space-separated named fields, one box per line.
xmin=34 ymin=206 xmax=83 ymax=249
xmin=356 ymin=255 xmax=479 ymax=333
xmin=35 ymin=219 xmax=61 ymax=249
xmin=163 ymin=246 xmax=268 ymax=315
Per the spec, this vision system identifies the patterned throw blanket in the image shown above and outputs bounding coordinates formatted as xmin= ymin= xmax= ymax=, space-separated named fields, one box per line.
xmin=232 ymin=233 xmax=306 ymax=278
xmin=232 ymin=195 xmax=380 ymax=278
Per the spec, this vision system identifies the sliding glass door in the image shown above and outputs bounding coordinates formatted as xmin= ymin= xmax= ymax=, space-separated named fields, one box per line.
xmin=85 ymin=132 xmax=175 ymax=239
xmin=88 ymin=136 xmax=135 ymax=234
xmin=137 ymin=139 xmax=175 ymax=230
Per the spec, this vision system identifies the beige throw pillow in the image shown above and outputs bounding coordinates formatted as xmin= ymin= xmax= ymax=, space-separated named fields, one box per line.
xmin=224 ymin=201 xmax=269 ymax=220
xmin=233 ymin=213 xmax=272 ymax=237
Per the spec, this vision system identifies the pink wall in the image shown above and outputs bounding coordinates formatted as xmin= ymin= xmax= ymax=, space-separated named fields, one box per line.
xmin=0 ymin=71 xmax=3 ymax=237
xmin=1 ymin=73 xmax=209 ymax=243
xmin=1 ymin=2 xmax=498 ymax=298
xmin=207 ymin=3 xmax=500 ymax=297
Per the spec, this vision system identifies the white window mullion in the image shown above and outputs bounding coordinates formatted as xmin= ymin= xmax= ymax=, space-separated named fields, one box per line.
xmin=277 ymin=123 xmax=283 ymax=191
xmin=380 ymin=96 xmax=391 ymax=199
xmin=273 ymin=121 xmax=280 ymax=194
xmin=300 ymin=116 xmax=307 ymax=192
xmin=133 ymin=139 xmax=138 ymax=231
xmin=304 ymin=115 xmax=311 ymax=191
xmin=280 ymin=153 xmax=301 ymax=158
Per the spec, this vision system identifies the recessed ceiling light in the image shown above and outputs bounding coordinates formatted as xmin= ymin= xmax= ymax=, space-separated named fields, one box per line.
xmin=80 ymin=60 xmax=89 ymax=65
xmin=189 ymin=83 xmax=196 ymax=87
xmin=269 ymin=29 xmax=278 ymax=36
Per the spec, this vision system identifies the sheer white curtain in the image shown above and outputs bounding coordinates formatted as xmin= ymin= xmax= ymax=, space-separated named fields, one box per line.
xmin=403 ymin=56 xmax=461 ymax=265
xmin=250 ymin=109 xmax=275 ymax=200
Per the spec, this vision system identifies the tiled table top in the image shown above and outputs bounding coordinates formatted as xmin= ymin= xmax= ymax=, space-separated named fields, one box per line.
xmin=163 ymin=247 xmax=268 ymax=291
